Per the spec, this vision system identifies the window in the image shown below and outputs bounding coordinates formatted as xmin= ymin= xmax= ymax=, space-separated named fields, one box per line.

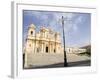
xmin=31 ymin=31 xmax=33 ymax=35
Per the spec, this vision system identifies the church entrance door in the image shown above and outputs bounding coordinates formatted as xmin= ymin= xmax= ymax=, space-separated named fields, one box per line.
xmin=46 ymin=47 xmax=48 ymax=53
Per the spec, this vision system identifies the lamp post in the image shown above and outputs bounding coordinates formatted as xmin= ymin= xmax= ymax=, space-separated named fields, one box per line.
xmin=61 ymin=16 xmax=68 ymax=67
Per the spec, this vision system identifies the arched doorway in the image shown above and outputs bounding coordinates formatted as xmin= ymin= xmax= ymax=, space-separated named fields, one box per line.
xmin=54 ymin=49 xmax=55 ymax=53
xmin=46 ymin=46 xmax=48 ymax=53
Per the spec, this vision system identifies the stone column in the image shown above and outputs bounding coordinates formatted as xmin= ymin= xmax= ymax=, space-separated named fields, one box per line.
xmin=49 ymin=43 xmax=51 ymax=53
xmin=41 ymin=43 xmax=43 ymax=53
xmin=43 ymin=42 xmax=45 ymax=53
xmin=57 ymin=43 xmax=59 ymax=53
xmin=52 ymin=43 xmax=54 ymax=53
xmin=35 ymin=41 xmax=37 ymax=53
xmin=51 ymin=43 xmax=53 ymax=53
xmin=32 ymin=41 xmax=34 ymax=54
xmin=50 ymin=44 xmax=52 ymax=53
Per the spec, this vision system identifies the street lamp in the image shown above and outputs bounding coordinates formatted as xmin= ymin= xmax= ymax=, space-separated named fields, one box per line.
xmin=61 ymin=16 xmax=68 ymax=67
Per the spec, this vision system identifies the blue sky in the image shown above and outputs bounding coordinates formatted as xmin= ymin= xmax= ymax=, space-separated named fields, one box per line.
xmin=23 ymin=10 xmax=91 ymax=47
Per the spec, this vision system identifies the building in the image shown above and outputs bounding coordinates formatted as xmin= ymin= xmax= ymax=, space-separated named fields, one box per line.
xmin=66 ymin=47 xmax=86 ymax=54
xmin=24 ymin=24 xmax=62 ymax=67
xmin=24 ymin=24 xmax=62 ymax=54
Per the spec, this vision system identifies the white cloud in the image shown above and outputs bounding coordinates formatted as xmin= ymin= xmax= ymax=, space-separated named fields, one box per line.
xmin=75 ymin=16 xmax=83 ymax=24
xmin=24 ymin=11 xmax=83 ymax=36
xmin=64 ymin=15 xmax=83 ymax=34
xmin=73 ymin=24 xmax=78 ymax=32
xmin=63 ymin=13 xmax=75 ymax=19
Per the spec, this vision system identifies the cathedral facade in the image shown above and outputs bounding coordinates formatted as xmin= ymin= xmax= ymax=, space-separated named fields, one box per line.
xmin=24 ymin=24 xmax=62 ymax=54
xmin=24 ymin=24 xmax=63 ymax=67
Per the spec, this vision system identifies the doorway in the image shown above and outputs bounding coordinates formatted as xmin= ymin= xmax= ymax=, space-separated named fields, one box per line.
xmin=46 ymin=46 xmax=48 ymax=53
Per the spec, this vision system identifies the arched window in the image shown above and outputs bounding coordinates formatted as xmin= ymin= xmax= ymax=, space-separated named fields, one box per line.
xmin=31 ymin=31 xmax=33 ymax=35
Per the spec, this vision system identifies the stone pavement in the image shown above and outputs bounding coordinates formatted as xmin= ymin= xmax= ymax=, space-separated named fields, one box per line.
xmin=25 ymin=53 xmax=90 ymax=69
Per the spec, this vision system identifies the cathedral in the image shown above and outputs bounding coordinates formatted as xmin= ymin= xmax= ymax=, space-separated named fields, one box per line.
xmin=23 ymin=24 xmax=63 ymax=68
xmin=24 ymin=24 xmax=62 ymax=54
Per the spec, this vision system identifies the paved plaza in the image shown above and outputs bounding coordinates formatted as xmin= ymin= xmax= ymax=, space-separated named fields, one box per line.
xmin=25 ymin=53 xmax=90 ymax=69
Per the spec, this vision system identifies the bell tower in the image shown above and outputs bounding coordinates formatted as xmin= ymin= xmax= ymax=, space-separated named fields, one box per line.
xmin=28 ymin=24 xmax=36 ymax=37
xmin=24 ymin=24 xmax=36 ymax=68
